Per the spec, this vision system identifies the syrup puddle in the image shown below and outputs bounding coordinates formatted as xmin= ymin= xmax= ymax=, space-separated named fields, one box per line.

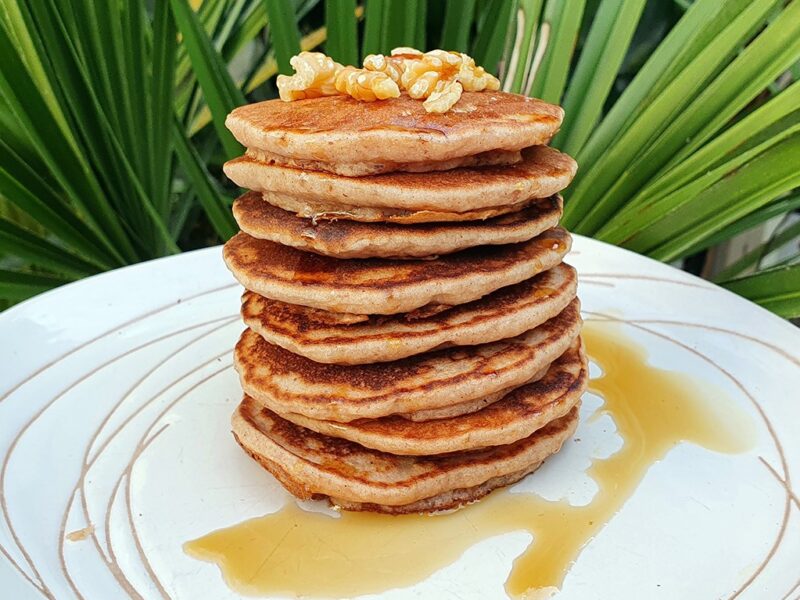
xmin=185 ymin=321 xmax=754 ymax=598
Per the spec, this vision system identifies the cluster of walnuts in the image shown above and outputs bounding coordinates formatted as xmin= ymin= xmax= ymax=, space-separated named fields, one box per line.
xmin=276 ymin=48 xmax=500 ymax=113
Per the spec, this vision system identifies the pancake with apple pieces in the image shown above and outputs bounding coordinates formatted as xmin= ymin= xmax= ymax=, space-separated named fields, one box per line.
xmin=225 ymin=145 xmax=576 ymax=214
xmin=232 ymin=397 xmax=579 ymax=513
xmin=233 ymin=192 xmax=563 ymax=259
xmin=234 ymin=298 xmax=582 ymax=422
xmin=223 ymin=227 xmax=571 ymax=315
xmin=225 ymin=91 xmax=564 ymax=174
xmin=242 ymin=263 xmax=577 ymax=364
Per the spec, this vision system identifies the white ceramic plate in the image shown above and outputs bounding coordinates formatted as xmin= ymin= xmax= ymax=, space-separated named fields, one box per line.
xmin=1 ymin=236 xmax=798 ymax=600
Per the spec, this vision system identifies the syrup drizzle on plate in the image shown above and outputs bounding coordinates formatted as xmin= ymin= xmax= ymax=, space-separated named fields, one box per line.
xmin=185 ymin=321 xmax=753 ymax=598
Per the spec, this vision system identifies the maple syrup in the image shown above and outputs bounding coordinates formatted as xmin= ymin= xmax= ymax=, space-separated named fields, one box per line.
xmin=185 ymin=321 xmax=753 ymax=598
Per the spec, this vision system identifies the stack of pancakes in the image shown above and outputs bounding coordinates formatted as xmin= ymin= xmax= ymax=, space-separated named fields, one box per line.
xmin=222 ymin=91 xmax=586 ymax=514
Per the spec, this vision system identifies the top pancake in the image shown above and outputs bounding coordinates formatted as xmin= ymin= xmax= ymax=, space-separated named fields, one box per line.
xmin=225 ymin=92 xmax=564 ymax=167
xmin=224 ymin=145 xmax=577 ymax=213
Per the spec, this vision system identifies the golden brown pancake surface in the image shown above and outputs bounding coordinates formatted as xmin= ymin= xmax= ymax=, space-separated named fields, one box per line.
xmin=244 ymin=147 xmax=523 ymax=177
xmin=241 ymin=263 xmax=578 ymax=364
xmin=234 ymin=299 xmax=582 ymax=421
xmin=278 ymin=340 xmax=587 ymax=455
xmin=224 ymin=145 xmax=577 ymax=213
xmin=225 ymin=92 xmax=564 ymax=165
xmin=233 ymin=192 xmax=563 ymax=259
xmin=223 ymin=227 xmax=571 ymax=314
xmin=233 ymin=397 xmax=578 ymax=510
xmin=263 ymin=193 xmax=558 ymax=224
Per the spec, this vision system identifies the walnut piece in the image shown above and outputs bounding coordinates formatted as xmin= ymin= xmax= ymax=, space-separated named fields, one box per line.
xmin=276 ymin=52 xmax=343 ymax=101
xmin=334 ymin=66 xmax=400 ymax=101
xmin=424 ymin=80 xmax=464 ymax=114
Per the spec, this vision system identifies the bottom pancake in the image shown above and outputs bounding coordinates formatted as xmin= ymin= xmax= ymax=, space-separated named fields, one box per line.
xmin=333 ymin=464 xmax=543 ymax=514
xmin=232 ymin=397 xmax=578 ymax=511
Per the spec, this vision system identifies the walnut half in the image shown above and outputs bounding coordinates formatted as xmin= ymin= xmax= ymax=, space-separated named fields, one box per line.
xmin=334 ymin=66 xmax=401 ymax=102
xmin=276 ymin=52 xmax=343 ymax=101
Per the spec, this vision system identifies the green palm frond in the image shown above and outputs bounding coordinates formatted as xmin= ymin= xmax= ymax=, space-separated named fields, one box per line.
xmin=721 ymin=264 xmax=800 ymax=319
xmin=0 ymin=0 xmax=797 ymax=318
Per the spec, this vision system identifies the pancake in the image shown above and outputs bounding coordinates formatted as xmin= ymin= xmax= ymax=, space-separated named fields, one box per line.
xmin=225 ymin=91 xmax=564 ymax=167
xmin=223 ymin=227 xmax=571 ymax=315
xmin=264 ymin=193 xmax=557 ymax=224
xmin=224 ymin=145 xmax=577 ymax=213
xmin=234 ymin=298 xmax=582 ymax=422
xmin=279 ymin=340 xmax=587 ymax=455
xmin=233 ymin=192 xmax=563 ymax=259
xmin=241 ymin=263 xmax=578 ymax=364
xmin=333 ymin=464 xmax=544 ymax=514
xmin=232 ymin=397 xmax=578 ymax=511
xmin=399 ymin=365 xmax=550 ymax=422
xmin=245 ymin=147 xmax=522 ymax=177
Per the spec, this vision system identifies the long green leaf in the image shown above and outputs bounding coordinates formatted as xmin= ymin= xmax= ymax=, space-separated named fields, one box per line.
xmin=151 ymin=0 xmax=178 ymax=217
xmin=669 ymin=4 xmax=800 ymax=165
xmin=0 ymin=0 xmax=73 ymax=138
xmin=0 ymin=141 xmax=114 ymax=268
xmin=16 ymin=1 xmax=146 ymax=251
xmin=721 ymin=264 xmax=800 ymax=319
xmin=713 ymin=218 xmax=800 ymax=282
xmin=415 ymin=0 xmax=427 ymax=50
xmin=172 ymin=118 xmax=237 ymax=240
xmin=621 ymin=79 xmax=800 ymax=217
xmin=0 ymin=218 xmax=97 ymax=278
xmin=634 ymin=134 xmax=800 ymax=261
xmin=502 ymin=0 xmax=543 ymax=93
xmin=471 ymin=0 xmax=515 ymax=72
xmin=0 ymin=269 xmax=72 ymax=302
xmin=362 ymin=0 xmax=386 ymax=57
xmin=528 ymin=0 xmax=585 ymax=103
xmin=221 ymin=1 xmax=268 ymax=61
xmin=169 ymin=0 xmax=244 ymax=160
xmin=605 ymin=0 xmax=800 ymax=215
xmin=0 ymin=11 xmax=132 ymax=263
xmin=381 ymin=0 xmax=420 ymax=51
xmin=554 ymin=0 xmax=646 ymax=154
xmin=441 ymin=0 xmax=476 ymax=51
xmin=326 ymin=0 xmax=358 ymax=64
xmin=38 ymin=1 xmax=179 ymax=255
xmin=681 ymin=193 xmax=800 ymax=258
xmin=599 ymin=118 xmax=800 ymax=244
xmin=264 ymin=0 xmax=301 ymax=73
